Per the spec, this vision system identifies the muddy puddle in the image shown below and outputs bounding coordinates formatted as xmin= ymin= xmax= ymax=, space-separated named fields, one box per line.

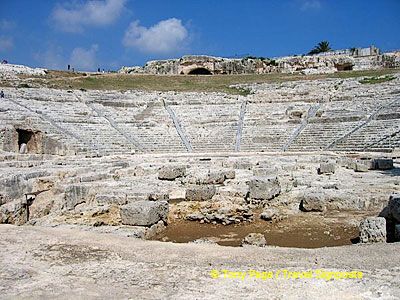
xmin=152 ymin=211 xmax=365 ymax=248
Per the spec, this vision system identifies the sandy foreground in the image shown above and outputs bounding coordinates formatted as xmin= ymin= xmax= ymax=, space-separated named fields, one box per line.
xmin=0 ymin=224 xmax=399 ymax=299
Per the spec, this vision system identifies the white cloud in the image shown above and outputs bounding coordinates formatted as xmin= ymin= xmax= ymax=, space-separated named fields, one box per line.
xmin=69 ymin=44 xmax=99 ymax=70
xmin=123 ymin=18 xmax=188 ymax=54
xmin=34 ymin=45 xmax=65 ymax=70
xmin=0 ymin=36 xmax=13 ymax=52
xmin=51 ymin=0 xmax=126 ymax=33
xmin=0 ymin=19 xmax=15 ymax=31
xmin=300 ymin=0 xmax=321 ymax=11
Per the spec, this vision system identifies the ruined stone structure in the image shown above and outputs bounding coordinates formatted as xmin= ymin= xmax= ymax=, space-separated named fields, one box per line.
xmin=120 ymin=46 xmax=400 ymax=75
xmin=2 ymin=74 xmax=399 ymax=156
xmin=1 ymin=64 xmax=400 ymax=297
xmin=120 ymin=55 xmax=279 ymax=75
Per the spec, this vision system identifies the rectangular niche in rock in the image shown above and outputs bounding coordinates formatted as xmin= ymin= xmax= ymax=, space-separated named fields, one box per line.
xmin=16 ymin=129 xmax=42 ymax=154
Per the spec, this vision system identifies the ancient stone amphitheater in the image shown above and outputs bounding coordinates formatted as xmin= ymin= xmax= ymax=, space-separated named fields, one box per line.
xmin=1 ymin=64 xmax=400 ymax=298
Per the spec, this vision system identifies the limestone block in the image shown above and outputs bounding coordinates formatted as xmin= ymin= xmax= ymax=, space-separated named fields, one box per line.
xmin=158 ymin=166 xmax=186 ymax=180
xmin=299 ymin=191 xmax=326 ymax=212
xmin=120 ymin=200 xmax=168 ymax=226
xmin=224 ymin=170 xmax=236 ymax=180
xmin=318 ymin=163 xmax=335 ymax=175
xmin=197 ymin=170 xmax=235 ymax=184
xmin=372 ymin=158 xmax=393 ymax=170
xmin=29 ymin=190 xmax=55 ymax=219
xmin=260 ymin=208 xmax=278 ymax=221
xmin=169 ymin=189 xmax=186 ymax=202
xmin=185 ymin=185 xmax=216 ymax=201
xmin=200 ymin=171 xmax=226 ymax=184
xmin=148 ymin=192 xmax=169 ymax=201
xmin=247 ymin=176 xmax=281 ymax=201
xmin=354 ymin=162 xmax=368 ymax=172
xmin=359 ymin=217 xmax=386 ymax=243
xmin=190 ymin=238 xmax=217 ymax=245
xmin=233 ymin=161 xmax=252 ymax=170
xmin=395 ymin=224 xmax=400 ymax=242
xmin=64 ymin=185 xmax=90 ymax=210
xmin=388 ymin=194 xmax=400 ymax=223
xmin=241 ymin=233 xmax=267 ymax=247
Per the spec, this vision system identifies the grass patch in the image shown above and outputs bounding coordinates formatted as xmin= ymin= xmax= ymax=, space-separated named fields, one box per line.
xmin=2 ymin=68 xmax=399 ymax=96
xmin=359 ymin=74 xmax=396 ymax=84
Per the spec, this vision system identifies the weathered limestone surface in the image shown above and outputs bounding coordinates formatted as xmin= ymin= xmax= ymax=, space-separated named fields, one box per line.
xmin=242 ymin=233 xmax=267 ymax=247
xmin=299 ymin=191 xmax=326 ymax=212
xmin=120 ymin=200 xmax=168 ymax=226
xmin=359 ymin=217 xmax=387 ymax=243
xmin=158 ymin=166 xmax=186 ymax=180
xmin=0 ymin=200 xmax=26 ymax=225
xmin=185 ymin=185 xmax=216 ymax=201
xmin=318 ymin=162 xmax=336 ymax=175
xmin=2 ymin=225 xmax=400 ymax=299
xmin=119 ymin=48 xmax=400 ymax=75
xmin=260 ymin=208 xmax=279 ymax=221
xmin=64 ymin=185 xmax=90 ymax=210
xmin=247 ymin=176 xmax=281 ymax=201
xmin=0 ymin=63 xmax=47 ymax=80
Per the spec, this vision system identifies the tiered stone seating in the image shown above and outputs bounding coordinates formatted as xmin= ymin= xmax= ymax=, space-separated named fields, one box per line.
xmin=288 ymin=97 xmax=399 ymax=151
xmin=87 ymin=94 xmax=186 ymax=153
xmin=173 ymin=103 xmax=240 ymax=152
xmin=240 ymin=103 xmax=300 ymax=151
xmin=330 ymin=97 xmax=400 ymax=152
xmin=1 ymin=74 xmax=399 ymax=155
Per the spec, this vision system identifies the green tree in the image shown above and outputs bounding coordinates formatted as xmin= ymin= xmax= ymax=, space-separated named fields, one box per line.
xmin=308 ymin=41 xmax=332 ymax=55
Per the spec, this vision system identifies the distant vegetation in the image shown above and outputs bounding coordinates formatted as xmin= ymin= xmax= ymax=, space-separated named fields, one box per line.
xmin=359 ymin=75 xmax=396 ymax=84
xmin=308 ymin=41 xmax=332 ymax=55
xmin=243 ymin=56 xmax=266 ymax=60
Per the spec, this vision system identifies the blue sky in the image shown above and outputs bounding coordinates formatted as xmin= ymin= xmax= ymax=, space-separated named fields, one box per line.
xmin=1 ymin=0 xmax=399 ymax=71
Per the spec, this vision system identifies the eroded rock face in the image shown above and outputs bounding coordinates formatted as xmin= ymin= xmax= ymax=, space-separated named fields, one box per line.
xmin=0 ymin=200 xmax=26 ymax=225
xmin=359 ymin=217 xmax=387 ymax=243
xmin=242 ymin=233 xmax=267 ymax=247
xmin=158 ymin=166 xmax=186 ymax=181
xmin=247 ymin=176 xmax=281 ymax=202
xmin=185 ymin=200 xmax=253 ymax=224
xmin=63 ymin=185 xmax=90 ymax=210
xmin=120 ymin=201 xmax=168 ymax=226
xmin=185 ymin=185 xmax=216 ymax=201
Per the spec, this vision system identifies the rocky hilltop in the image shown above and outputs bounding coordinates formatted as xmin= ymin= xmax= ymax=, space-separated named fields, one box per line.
xmin=120 ymin=46 xmax=400 ymax=75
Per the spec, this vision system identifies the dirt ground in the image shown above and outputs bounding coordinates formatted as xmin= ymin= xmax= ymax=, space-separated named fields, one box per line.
xmin=1 ymin=224 xmax=399 ymax=299
xmin=153 ymin=210 xmax=368 ymax=248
